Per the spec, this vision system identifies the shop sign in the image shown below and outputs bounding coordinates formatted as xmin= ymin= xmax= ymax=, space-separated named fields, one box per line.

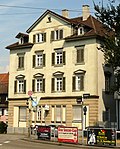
xmin=58 ymin=126 xmax=78 ymax=143
xmin=87 ymin=128 xmax=116 ymax=146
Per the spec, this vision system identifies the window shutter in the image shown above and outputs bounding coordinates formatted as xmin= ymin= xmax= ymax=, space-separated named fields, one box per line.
xmin=52 ymin=53 xmax=55 ymax=66
xmin=44 ymin=33 xmax=46 ymax=42
xmin=51 ymin=31 xmax=54 ymax=41
xmin=80 ymin=76 xmax=84 ymax=90
xmin=63 ymin=51 xmax=66 ymax=65
xmin=62 ymin=77 xmax=66 ymax=91
xmin=33 ymin=55 xmax=36 ymax=68
xmin=43 ymin=54 xmax=45 ymax=66
xmin=22 ymin=57 xmax=24 ymax=68
xmin=14 ymin=80 xmax=17 ymax=93
xmin=42 ymin=78 xmax=45 ymax=92
xmin=33 ymin=35 xmax=36 ymax=43
xmin=72 ymin=76 xmax=76 ymax=91
xmin=24 ymin=80 xmax=26 ymax=93
xmin=60 ymin=30 xmax=63 ymax=39
xmin=18 ymin=57 xmax=20 ymax=68
xmin=80 ymin=49 xmax=84 ymax=62
xmin=51 ymin=78 xmax=55 ymax=92
xmin=32 ymin=79 xmax=35 ymax=92
xmin=77 ymin=49 xmax=81 ymax=63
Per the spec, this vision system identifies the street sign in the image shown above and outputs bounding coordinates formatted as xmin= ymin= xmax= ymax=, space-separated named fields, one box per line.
xmin=28 ymin=90 xmax=33 ymax=96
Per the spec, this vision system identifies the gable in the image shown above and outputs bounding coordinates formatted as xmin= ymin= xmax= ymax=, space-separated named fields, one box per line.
xmin=26 ymin=10 xmax=71 ymax=33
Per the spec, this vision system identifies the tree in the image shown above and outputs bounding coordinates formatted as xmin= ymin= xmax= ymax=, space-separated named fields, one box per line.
xmin=93 ymin=0 xmax=120 ymax=92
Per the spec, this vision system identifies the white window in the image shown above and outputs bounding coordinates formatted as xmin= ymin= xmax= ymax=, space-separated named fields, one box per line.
xmin=56 ymin=77 xmax=63 ymax=91
xmin=78 ymin=27 xmax=84 ymax=35
xmin=56 ymin=51 xmax=63 ymax=64
xmin=73 ymin=105 xmax=82 ymax=121
xmin=36 ymin=54 xmax=43 ymax=67
xmin=36 ymin=78 xmax=43 ymax=92
xmin=18 ymin=80 xmax=24 ymax=93
xmin=73 ymin=74 xmax=84 ymax=91
xmin=19 ymin=107 xmax=26 ymax=122
xmin=51 ymin=29 xmax=63 ymax=41
xmin=35 ymin=33 xmax=46 ymax=43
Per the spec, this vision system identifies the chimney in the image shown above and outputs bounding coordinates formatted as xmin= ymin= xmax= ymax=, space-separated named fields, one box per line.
xmin=62 ymin=9 xmax=69 ymax=18
xmin=82 ymin=5 xmax=90 ymax=21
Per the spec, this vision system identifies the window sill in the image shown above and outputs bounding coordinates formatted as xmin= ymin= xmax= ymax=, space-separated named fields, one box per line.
xmin=14 ymin=92 xmax=26 ymax=94
xmin=17 ymin=68 xmax=24 ymax=71
xmin=34 ymin=41 xmax=45 ymax=44
xmin=75 ymin=62 xmax=85 ymax=65
xmin=33 ymin=91 xmax=45 ymax=93
xmin=72 ymin=90 xmax=84 ymax=92
xmin=53 ymin=64 xmax=64 ymax=67
xmin=51 ymin=38 xmax=63 ymax=42
xmin=51 ymin=90 xmax=65 ymax=93
xmin=34 ymin=66 xmax=44 ymax=69
xmin=72 ymin=120 xmax=82 ymax=123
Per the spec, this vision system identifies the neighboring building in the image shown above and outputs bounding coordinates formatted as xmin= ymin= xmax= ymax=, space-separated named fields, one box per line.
xmin=0 ymin=73 xmax=9 ymax=124
xmin=6 ymin=5 xmax=116 ymax=133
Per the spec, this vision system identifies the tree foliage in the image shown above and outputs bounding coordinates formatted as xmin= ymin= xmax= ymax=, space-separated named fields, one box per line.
xmin=94 ymin=0 xmax=120 ymax=69
xmin=94 ymin=0 xmax=120 ymax=92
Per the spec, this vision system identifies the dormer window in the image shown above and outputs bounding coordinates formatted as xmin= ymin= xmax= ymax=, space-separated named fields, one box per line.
xmin=78 ymin=27 xmax=84 ymax=35
xmin=19 ymin=37 xmax=24 ymax=44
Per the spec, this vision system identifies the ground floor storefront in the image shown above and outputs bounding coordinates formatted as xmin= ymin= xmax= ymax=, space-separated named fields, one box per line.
xmin=7 ymin=96 xmax=99 ymax=134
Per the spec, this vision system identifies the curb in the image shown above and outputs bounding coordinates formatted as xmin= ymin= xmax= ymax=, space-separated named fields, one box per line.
xmin=22 ymin=137 xmax=120 ymax=149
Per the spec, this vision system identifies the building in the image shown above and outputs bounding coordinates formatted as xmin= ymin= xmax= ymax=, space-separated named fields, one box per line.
xmin=6 ymin=5 xmax=116 ymax=133
xmin=0 ymin=73 xmax=8 ymax=124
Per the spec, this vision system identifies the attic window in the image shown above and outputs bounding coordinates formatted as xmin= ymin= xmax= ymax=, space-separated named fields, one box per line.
xmin=78 ymin=27 xmax=84 ymax=35
xmin=19 ymin=37 xmax=24 ymax=44
xmin=47 ymin=16 xmax=51 ymax=23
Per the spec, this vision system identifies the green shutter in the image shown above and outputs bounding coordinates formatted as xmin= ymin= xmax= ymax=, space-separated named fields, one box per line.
xmin=33 ymin=55 xmax=36 ymax=68
xmin=52 ymin=53 xmax=55 ymax=66
xmin=32 ymin=79 xmax=35 ymax=92
xmin=14 ymin=80 xmax=17 ymax=93
xmin=43 ymin=54 xmax=45 ymax=66
xmin=24 ymin=80 xmax=26 ymax=93
xmin=60 ymin=30 xmax=63 ymax=39
xmin=51 ymin=78 xmax=55 ymax=92
xmin=51 ymin=31 xmax=54 ymax=41
xmin=63 ymin=51 xmax=66 ymax=65
xmin=62 ymin=77 xmax=66 ymax=91
xmin=42 ymin=78 xmax=45 ymax=92
xmin=80 ymin=76 xmax=84 ymax=91
xmin=72 ymin=76 xmax=76 ymax=91
xmin=44 ymin=33 xmax=46 ymax=42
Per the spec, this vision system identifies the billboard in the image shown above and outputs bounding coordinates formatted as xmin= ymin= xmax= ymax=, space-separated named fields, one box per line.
xmin=87 ymin=128 xmax=116 ymax=146
xmin=37 ymin=126 xmax=51 ymax=140
xmin=58 ymin=126 xmax=78 ymax=143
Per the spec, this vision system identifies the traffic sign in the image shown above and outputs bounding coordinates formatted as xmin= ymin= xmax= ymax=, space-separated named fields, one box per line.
xmin=28 ymin=90 xmax=33 ymax=96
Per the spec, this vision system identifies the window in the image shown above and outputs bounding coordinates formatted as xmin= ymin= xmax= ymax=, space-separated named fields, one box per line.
xmin=78 ymin=27 xmax=84 ymax=35
xmin=14 ymin=75 xmax=26 ymax=94
xmin=32 ymin=74 xmax=45 ymax=93
xmin=33 ymin=52 xmax=45 ymax=68
xmin=76 ymin=46 xmax=84 ymax=64
xmin=52 ymin=49 xmax=65 ymax=66
xmin=19 ymin=107 xmax=26 ymax=122
xmin=52 ymin=76 xmax=65 ymax=92
xmin=51 ymin=29 xmax=63 ymax=41
xmin=73 ymin=105 xmax=82 ymax=122
xmin=51 ymin=105 xmax=66 ymax=123
xmin=105 ymin=75 xmax=110 ymax=92
xmin=72 ymin=72 xmax=84 ymax=91
xmin=17 ymin=54 xmax=25 ymax=69
xmin=33 ymin=33 xmax=46 ymax=43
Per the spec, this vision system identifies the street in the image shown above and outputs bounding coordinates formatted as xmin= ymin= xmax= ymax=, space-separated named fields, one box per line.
xmin=0 ymin=134 xmax=117 ymax=149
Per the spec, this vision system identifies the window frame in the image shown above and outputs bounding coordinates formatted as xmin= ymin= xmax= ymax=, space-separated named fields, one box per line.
xmin=19 ymin=107 xmax=27 ymax=122
xmin=36 ymin=33 xmax=46 ymax=43
xmin=17 ymin=54 xmax=25 ymax=70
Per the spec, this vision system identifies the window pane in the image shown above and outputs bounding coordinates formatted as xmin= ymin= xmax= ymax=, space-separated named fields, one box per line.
xmin=36 ymin=79 xmax=43 ymax=92
xmin=18 ymin=80 xmax=24 ymax=93
xmin=56 ymin=78 xmax=62 ymax=91
xmin=19 ymin=107 xmax=26 ymax=121
xmin=56 ymin=106 xmax=61 ymax=121
xmin=36 ymin=54 xmax=43 ymax=67
xmin=73 ymin=105 xmax=82 ymax=121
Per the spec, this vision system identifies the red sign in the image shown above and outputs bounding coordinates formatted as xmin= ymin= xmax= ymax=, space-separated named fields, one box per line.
xmin=28 ymin=90 xmax=33 ymax=96
xmin=58 ymin=126 xmax=78 ymax=144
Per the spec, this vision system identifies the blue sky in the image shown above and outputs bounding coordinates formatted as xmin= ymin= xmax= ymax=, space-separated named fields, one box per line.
xmin=0 ymin=0 xmax=120 ymax=73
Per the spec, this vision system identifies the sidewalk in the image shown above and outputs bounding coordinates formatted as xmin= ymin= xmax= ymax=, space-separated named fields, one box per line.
xmin=23 ymin=134 xmax=120 ymax=149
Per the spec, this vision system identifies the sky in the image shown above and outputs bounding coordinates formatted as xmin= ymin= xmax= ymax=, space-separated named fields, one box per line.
xmin=0 ymin=0 xmax=120 ymax=73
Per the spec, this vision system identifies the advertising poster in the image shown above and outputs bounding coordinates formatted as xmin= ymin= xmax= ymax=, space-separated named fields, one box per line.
xmin=87 ymin=128 xmax=116 ymax=146
xmin=58 ymin=126 xmax=78 ymax=143
xmin=37 ymin=126 xmax=51 ymax=140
